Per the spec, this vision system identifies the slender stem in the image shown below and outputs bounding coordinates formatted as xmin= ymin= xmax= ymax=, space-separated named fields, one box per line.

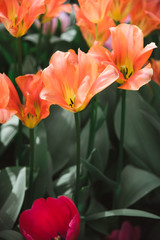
xmin=29 ymin=128 xmax=35 ymax=192
xmin=87 ymin=96 xmax=98 ymax=157
xmin=113 ymin=90 xmax=126 ymax=207
xmin=117 ymin=90 xmax=126 ymax=181
xmin=17 ymin=37 xmax=22 ymax=76
xmin=36 ymin=22 xmax=43 ymax=68
xmin=16 ymin=37 xmax=23 ymax=166
xmin=95 ymin=23 xmax=98 ymax=41
xmin=74 ymin=113 xmax=81 ymax=207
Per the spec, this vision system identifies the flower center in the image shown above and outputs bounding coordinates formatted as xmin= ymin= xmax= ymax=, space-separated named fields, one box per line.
xmin=68 ymin=98 xmax=75 ymax=108
xmin=120 ymin=66 xmax=133 ymax=80
xmin=51 ymin=233 xmax=65 ymax=240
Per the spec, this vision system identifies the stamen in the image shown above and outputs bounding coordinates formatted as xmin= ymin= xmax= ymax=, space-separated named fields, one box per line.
xmin=128 ymin=72 xmax=133 ymax=78
xmin=69 ymin=98 xmax=74 ymax=108
xmin=120 ymin=66 xmax=132 ymax=79
xmin=52 ymin=233 xmax=65 ymax=240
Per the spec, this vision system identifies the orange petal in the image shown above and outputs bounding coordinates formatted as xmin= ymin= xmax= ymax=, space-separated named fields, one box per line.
xmin=0 ymin=73 xmax=10 ymax=108
xmin=150 ymin=58 xmax=160 ymax=86
xmin=78 ymin=49 xmax=98 ymax=87
xmin=134 ymin=42 xmax=157 ymax=71
xmin=119 ymin=63 xmax=153 ymax=90
xmin=43 ymin=0 xmax=72 ymax=22
xmin=0 ymin=109 xmax=17 ymax=124
xmin=41 ymin=64 xmax=71 ymax=111
xmin=3 ymin=73 xmax=21 ymax=113
xmin=110 ymin=24 xmax=143 ymax=67
xmin=90 ymin=64 xmax=119 ymax=95
xmin=49 ymin=51 xmax=77 ymax=93
xmin=74 ymin=4 xmax=115 ymax=47
xmin=78 ymin=0 xmax=111 ymax=23
xmin=88 ymin=44 xmax=113 ymax=72
xmin=75 ymin=75 xmax=91 ymax=110
xmin=16 ymin=70 xmax=50 ymax=125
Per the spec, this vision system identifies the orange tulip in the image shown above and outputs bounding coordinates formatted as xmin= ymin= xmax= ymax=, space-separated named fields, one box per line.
xmin=40 ymin=49 xmax=119 ymax=113
xmin=150 ymin=58 xmax=160 ymax=86
xmin=77 ymin=0 xmax=111 ymax=24
xmin=42 ymin=0 xmax=72 ymax=23
xmin=0 ymin=73 xmax=19 ymax=124
xmin=15 ymin=70 xmax=51 ymax=128
xmin=74 ymin=4 xmax=115 ymax=47
xmin=0 ymin=71 xmax=50 ymax=128
xmin=130 ymin=0 xmax=160 ymax=36
xmin=108 ymin=0 xmax=138 ymax=22
xmin=0 ymin=0 xmax=45 ymax=37
xmin=89 ymin=24 xmax=157 ymax=90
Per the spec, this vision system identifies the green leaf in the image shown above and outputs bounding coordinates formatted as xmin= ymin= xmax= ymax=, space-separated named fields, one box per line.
xmin=85 ymin=209 xmax=160 ymax=221
xmin=44 ymin=106 xmax=76 ymax=175
xmin=114 ymin=91 xmax=160 ymax=176
xmin=118 ymin=165 xmax=160 ymax=208
xmin=0 ymin=230 xmax=24 ymax=240
xmin=61 ymin=28 xmax=77 ymax=42
xmin=82 ymin=159 xmax=117 ymax=190
xmin=0 ymin=167 xmax=26 ymax=230
xmin=33 ymin=122 xmax=55 ymax=199
xmin=22 ymin=55 xmax=36 ymax=74
xmin=0 ymin=116 xmax=18 ymax=155
xmin=81 ymin=105 xmax=110 ymax=171
xmin=24 ymin=33 xmax=39 ymax=44
xmin=54 ymin=166 xmax=76 ymax=196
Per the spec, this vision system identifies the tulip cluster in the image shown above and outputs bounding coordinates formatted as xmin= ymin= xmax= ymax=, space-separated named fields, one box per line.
xmin=0 ymin=0 xmax=159 ymax=240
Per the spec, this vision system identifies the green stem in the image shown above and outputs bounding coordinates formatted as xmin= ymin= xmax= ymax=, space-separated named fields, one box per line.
xmin=17 ymin=37 xmax=22 ymax=76
xmin=29 ymin=128 xmax=35 ymax=193
xmin=74 ymin=113 xmax=81 ymax=207
xmin=16 ymin=37 xmax=23 ymax=166
xmin=95 ymin=23 xmax=98 ymax=41
xmin=113 ymin=90 xmax=126 ymax=207
xmin=36 ymin=22 xmax=43 ymax=68
xmin=117 ymin=90 xmax=126 ymax=181
xmin=87 ymin=96 xmax=98 ymax=157
xmin=0 ymin=124 xmax=1 ymax=142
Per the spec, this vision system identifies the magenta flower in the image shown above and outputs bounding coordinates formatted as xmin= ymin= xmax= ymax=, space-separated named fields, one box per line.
xmin=19 ymin=196 xmax=80 ymax=240
xmin=104 ymin=221 xmax=141 ymax=240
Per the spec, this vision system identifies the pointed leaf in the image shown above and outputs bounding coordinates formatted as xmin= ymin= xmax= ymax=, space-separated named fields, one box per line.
xmin=0 ymin=168 xmax=26 ymax=230
xmin=0 ymin=230 xmax=24 ymax=240
xmin=119 ymin=165 xmax=160 ymax=208
xmin=114 ymin=91 xmax=160 ymax=176
xmin=82 ymin=159 xmax=117 ymax=190
xmin=85 ymin=209 xmax=160 ymax=221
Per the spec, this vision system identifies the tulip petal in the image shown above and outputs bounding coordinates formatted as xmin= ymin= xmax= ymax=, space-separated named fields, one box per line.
xmin=49 ymin=50 xmax=78 ymax=93
xmin=0 ymin=73 xmax=10 ymax=108
xmin=43 ymin=0 xmax=72 ymax=22
xmin=47 ymin=197 xmax=72 ymax=238
xmin=119 ymin=63 xmax=153 ymax=90
xmin=19 ymin=210 xmax=34 ymax=240
xmin=89 ymin=44 xmax=113 ymax=72
xmin=134 ymin=42 xmax=157 ymax=71
xmin=150 ymin=58 xmax=160 ymax=86
xmin=90 ymin=64 xmax=119 ymax=95
xmin=66 ymin=214 xmax=81 ymax=240
xmin=41 ymin=64 xmax=72 ymax=111
xmin=30 ymin=198 xmax=57 ymax=240
xmin=78 ymin=0 xmax=111 ymax=23
xmin=110 ymin=24 xmax=144 ymax=67
xmin=0 ymin=109 xmax=17 ymax=124
xmin=119 ymin=221 xmax=141 ymax=240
